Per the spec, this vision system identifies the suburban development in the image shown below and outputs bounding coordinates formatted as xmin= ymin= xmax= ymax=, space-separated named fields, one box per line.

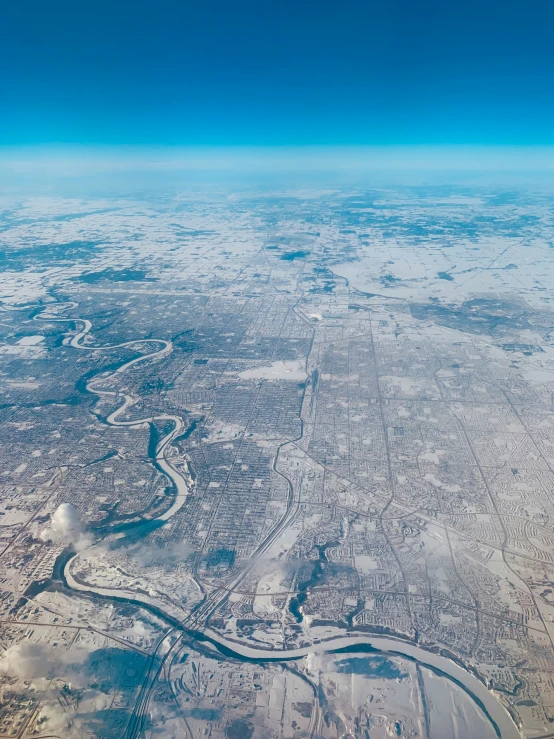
xmin=1 ymin=185 xmax=554 ymax=738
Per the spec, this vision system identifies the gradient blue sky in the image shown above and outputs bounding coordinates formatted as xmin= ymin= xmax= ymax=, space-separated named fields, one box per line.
xmin=2 ymin=0 xmax=554 ymax=146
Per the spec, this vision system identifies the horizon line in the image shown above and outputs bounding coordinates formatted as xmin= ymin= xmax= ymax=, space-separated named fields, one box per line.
xmin=3 ymin=145 xmax=554 ymax=180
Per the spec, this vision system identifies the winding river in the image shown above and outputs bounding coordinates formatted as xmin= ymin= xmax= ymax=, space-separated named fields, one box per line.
xmin=198 ymin=630 xmax=520 ymax=739
xmin=38 ymin=306 xmax=191 ymax=535
xmin=39 ymin=305 xmax=522 ymax=739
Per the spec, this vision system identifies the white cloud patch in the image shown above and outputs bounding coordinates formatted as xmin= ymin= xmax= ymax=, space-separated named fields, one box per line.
xmin=125 ymin=539 xmax=193 ymax=568
xmin=40 ymin=503 xmax=94 ymax=551
xmin=35 ymin=703 xmax=75 ymax=737
xmin=0 ymin=641 xmax=87 ymax=681
xmin=35 ymin=690 xmax=112 ymax=739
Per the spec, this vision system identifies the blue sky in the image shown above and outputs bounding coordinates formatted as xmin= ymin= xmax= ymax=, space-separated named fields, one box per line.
xmin=2 ymin=0 xmax=554 ymax=147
